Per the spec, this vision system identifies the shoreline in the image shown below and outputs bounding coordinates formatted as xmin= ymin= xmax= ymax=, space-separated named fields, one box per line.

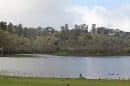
xmin=1 ymin=53 xmax=130 ymax=57
xmin=0 ymin=76 xmax=130 ymax=86
xmin=52 ymin=53 xmax=130 ymax=57
xmin=0 ymin=75 xmax=129 ymax=80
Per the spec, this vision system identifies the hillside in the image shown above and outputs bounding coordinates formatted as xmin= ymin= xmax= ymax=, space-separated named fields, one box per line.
xmin=0 ymin=21 xmax=130 ymax=56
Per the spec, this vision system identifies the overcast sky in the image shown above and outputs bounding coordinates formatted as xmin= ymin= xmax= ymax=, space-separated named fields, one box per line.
xmin=0 ymin=0 xmax=130 ymax=31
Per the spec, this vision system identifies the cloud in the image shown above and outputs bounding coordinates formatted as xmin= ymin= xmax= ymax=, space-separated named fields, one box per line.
xmin=0 ymin=0 xmax=130 ymax=31
xmin=69 ymin=5 xmax=130 ymax=31
xmin=0 ymin=0 xmax=74 ymax=28
xmin=25 ymin=0 xmax=74 ymax=28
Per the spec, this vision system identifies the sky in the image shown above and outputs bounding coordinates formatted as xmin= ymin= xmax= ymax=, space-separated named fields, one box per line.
xmin=0 ymin=0 xmax=130 ymax=31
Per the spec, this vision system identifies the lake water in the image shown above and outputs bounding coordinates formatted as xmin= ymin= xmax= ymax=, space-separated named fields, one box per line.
xmin=0 ymin=54 xmax=130 ymax=79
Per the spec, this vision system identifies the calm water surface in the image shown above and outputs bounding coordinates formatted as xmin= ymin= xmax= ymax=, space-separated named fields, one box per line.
xmin=0 ymin=54 xmax=130 ymax=79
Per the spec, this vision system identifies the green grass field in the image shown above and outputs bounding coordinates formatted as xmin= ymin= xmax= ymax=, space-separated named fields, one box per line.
xmin=0 ymin=76 xmax=130 ymax=86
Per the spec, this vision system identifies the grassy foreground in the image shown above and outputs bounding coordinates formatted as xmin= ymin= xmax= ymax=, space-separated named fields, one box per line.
xmin=0 ymin=76 xmax=130 ymax=86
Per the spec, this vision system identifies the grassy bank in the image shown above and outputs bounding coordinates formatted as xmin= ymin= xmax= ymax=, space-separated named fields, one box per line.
xmin=0 ymin=76 xmax=130 ymax=86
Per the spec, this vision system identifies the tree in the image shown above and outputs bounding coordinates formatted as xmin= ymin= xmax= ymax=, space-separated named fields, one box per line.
xmin=0 ymin=21 xmax=7 ymax=30
xmin=61 ymin=24 xmax=69 ymax=32
xmin=80 ymin=24 xmax=88 ymax=33
xmin=91 ymin=24 xmax=96 ymax=34
xmin=7 ymin=22 xmax=14 ymax=32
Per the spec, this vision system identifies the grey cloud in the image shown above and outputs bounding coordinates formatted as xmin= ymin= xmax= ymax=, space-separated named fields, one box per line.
xmin=0 ymin=0 xmax=130 ymax=31
xmin=0 ymin=0 xmax=74 ymax=29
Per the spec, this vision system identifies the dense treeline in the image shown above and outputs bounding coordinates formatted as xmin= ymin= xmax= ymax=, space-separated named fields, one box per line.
xmin=0 ymin=21 xmax=130 ymax=56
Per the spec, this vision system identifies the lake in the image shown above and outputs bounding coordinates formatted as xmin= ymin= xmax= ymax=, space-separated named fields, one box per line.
xmin=0 ymin=54 xmax=130 ymax=79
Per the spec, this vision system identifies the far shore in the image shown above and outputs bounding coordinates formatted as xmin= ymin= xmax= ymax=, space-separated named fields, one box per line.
xmin=1 ymin=53 xmax=130 ymax=57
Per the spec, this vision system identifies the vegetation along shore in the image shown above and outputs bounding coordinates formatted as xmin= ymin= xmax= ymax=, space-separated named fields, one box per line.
xmin=0 ymin=21 xmax=130 ymax=56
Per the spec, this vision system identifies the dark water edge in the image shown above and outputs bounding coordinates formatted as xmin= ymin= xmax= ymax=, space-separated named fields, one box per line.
xmin=1 ymin=54 xmax=130 ymax=58
xmin=52 ymin=52 xmax=130 ymax=57
xmin=1 ymin=53 xmax=130 ymax=57
xmin=1 ymin=50 xmax=130 ymax=57
xmin=0 ymin=54 xmax=35 ymax=58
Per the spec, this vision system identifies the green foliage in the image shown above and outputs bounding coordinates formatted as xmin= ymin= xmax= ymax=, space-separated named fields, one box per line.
xmin=0 ymin=21 xmax=130 ymax=56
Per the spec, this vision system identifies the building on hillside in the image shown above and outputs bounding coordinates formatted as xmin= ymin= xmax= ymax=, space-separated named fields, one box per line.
xmin=124 ymin=32 xmax=130 ymax=39
xmin=113 ymin=29 xmax=125 ymax=37
xmin=92 ymin=27 xmax=114 ymax=35
xmin=90 ymin=24 xmax=130 ymax=38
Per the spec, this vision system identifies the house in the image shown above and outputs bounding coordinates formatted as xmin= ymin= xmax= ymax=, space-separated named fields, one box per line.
xmin=90 ymin=24 xmax=130 ymax=38
xmin=95 ymin=27 xmax=114 ymax=35
xmin=113 ymin=29 xmax=125 ymax=37
xmin=124 ymin=32 xmax=130 ymax=38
